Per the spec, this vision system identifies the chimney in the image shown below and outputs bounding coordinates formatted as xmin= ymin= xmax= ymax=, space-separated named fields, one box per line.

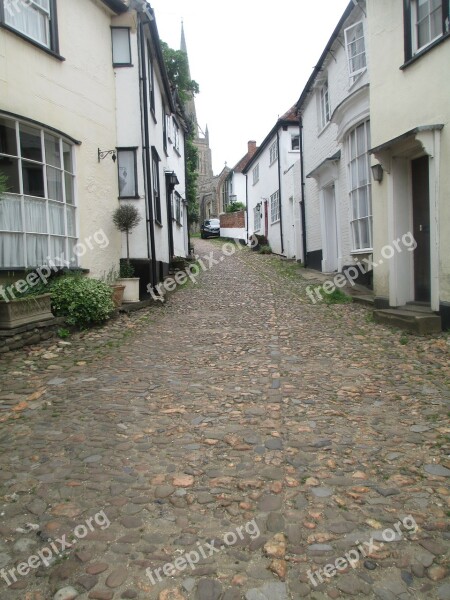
xmin=248 ymin=140 xmax=257 ymax=157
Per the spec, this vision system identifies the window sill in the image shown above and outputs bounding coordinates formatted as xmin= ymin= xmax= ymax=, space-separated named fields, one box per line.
xmin=113 ymin=63 xmax=133 ymax=68
xmin=174 ymin=147 xmax=181 ymax=157
xmin=155 ymin=219 xmax=163 ymax=228
xmin=151 ymin=109 xmax=157 ymax=125
xmin=318 ymin=121 xmax=331 ymax=137
xmin=401 ymin=33 xmax=450 ymax=70
xmin=271 ymin=219 xmax=280 ymax=225
xmin=351 ymin=248 xmax=373 ymax=255
xmin=252 ymin=181 xmax=259 ymax=186
xmin=269 ymin=159 xmax=278 ymax=167
xmin=0 ymin=24 xmax=65 ymax=61
xmin=119 ymin=195 xmax=140 ymax=200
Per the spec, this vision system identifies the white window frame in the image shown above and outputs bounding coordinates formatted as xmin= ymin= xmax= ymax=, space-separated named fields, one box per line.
xmin=319 ymin=81 xmax=330 ymax=130
xmin=252 ymin=163 xmax=259 ymax=185
xmin=253 ymin=206 xmax=261 ymax=231
xmin=117 ymin=148 xmax=138 ymax=199
xmin=0 ymin=115 xmax=77 ymax=268
xmin=291 ymin=134 xmax=300 ymax=151
xmin=410 ymin=0 xmax=445 ymax=54
xmin=344 ymin=20 xmax=367 ymax=79
xmin=3 ymin=0 xmax=55 ymax=50
xmin=173 ymin=119 xmax=180 ymax=152
xmin=347 ymin=120 xmax=372 ymax=252
xmin=270 ymin=190 xmax=280 ymax=224
xmin=269 ymin=141 xmax=278 ymax=165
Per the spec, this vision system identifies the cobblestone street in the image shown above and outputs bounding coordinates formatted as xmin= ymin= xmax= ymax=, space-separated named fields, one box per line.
xmin=0 ymin=238 xmax=449 ymax=600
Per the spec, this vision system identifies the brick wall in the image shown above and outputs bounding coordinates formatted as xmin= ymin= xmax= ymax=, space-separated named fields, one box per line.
xmin=220 ymin=210 xmax=245 ymax=229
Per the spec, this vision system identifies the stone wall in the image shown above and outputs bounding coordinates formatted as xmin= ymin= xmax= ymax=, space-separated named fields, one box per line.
xmin=0 ymin=317 xmax=66 ymax=353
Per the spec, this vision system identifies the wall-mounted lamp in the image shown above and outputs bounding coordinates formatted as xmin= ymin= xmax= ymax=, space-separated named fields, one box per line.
xmin=371 ymin=163 xmax=383 ymax=183
xmin=255 ymin=202 xmax=262 ymax=213
xmin=165 ymin=171 xmax=179 ymax=190
xmin=98 ymin=148 xmax=117 ymax=163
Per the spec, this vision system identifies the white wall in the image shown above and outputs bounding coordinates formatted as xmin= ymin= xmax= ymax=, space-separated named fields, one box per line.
xmin=0 ymin=0 xmax=122 ymax=278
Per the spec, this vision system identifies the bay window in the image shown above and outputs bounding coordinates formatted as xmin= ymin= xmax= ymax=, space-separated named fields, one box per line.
xmin=0 ymin=116 xmax=76 ymax=268
xmin=348 ymin=120 xmax=372 ymax=252
xmin=2 ymin=0 xmax=58 ymax=53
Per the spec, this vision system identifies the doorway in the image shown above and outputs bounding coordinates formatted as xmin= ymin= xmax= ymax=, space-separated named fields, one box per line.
xmin=322 ymin=184 xmax=338 ymax=272
xmin=411 ymin=156 xmax=430 ymax=302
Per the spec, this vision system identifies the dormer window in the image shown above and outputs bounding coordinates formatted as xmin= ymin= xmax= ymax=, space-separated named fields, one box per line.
xmin=344 ymin=21 xmax=367 ymax=79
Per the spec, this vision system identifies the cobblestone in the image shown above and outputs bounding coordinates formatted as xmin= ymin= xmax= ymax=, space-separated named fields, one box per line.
xmin=0 ymin=239 xmax=449 ymax=599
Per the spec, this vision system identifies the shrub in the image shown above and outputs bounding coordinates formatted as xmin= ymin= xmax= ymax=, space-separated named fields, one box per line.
xmin=226 ymin=201 xmax=246 ymax=213
xmin=50 ymin=276 xmax=115 ymax=328
xmin=258 ymin=245 xmax=272 ymax=254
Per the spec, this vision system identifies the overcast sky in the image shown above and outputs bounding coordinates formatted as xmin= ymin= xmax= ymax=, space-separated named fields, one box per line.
xmin=150 ymin=0 xmax=350 ymax=174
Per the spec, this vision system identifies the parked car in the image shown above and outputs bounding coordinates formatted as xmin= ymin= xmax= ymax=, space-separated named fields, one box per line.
xmin=200 ymin=218 xmax=220 ymax=239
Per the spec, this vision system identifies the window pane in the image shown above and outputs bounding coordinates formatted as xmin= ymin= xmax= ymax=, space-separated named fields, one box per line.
xmin=112 ymin=28 xmax=131 ymax=64
xmin=49 ymin=201 xmax=65 ymax=235
xmin=27 ymin=234 xmax=48 ymax=266
xmin=4 ymin=0 xmax=50 ymax=47
xmin=358 ymin=187 xmax=368 ymax=218
xmin=20 ymin=125 xmax=42 ymax=162
xmin=358 ymin=155 xmax=368 ymax=186
xmin=356 ymin=123 xmax=366 ymax=155
xmin=22 ymin=161 xmax=45 ymax=197
xmin=0 ymin=196 xmax=22 ymax=230
xmin=118 ymin=150 xmax=136 ymax=197
xmin=65 ymin=173 xmax=74 ymax=204
xmin=417 ymin=0 xmax=430 ymax=20
xmin=351 ymin=191 xmax=358 ymax=219
xmin=418 ymin=19 xmax=430 ymax=46
xmin=0 ymin=117 xmax=18 ymax=156
xmin=49 ymin=236 xmax=65 ymax=262
xmin=45 ymin=134 xmax=61 ymax=168
xmin=63 ymin=142 xmax=73 ymax=173
xmin=25 ymin=197 xmax=47 ymax=233
xmin=47 ymin=166 xmax=63 ymax=201
xmin=360 ymin=220 xmax=370 ymax=249
xmin=352 ymin=221 xmax=360 ymax=249
xmin=66 ymin=206 xmax=76 ymax=236
xmin=0 ymin=156 xmax=20 ymax=193
xmin=0 ymin=232 xmax=23 ymax=267
xmin=430 ymin=4 xmax=443 ymax=37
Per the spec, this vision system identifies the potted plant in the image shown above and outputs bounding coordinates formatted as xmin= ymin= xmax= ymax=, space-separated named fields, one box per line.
xmin=103 ymin=266 xmax=125 ymax=308
xmin=112 ymin=204 xmax=142 ymax=303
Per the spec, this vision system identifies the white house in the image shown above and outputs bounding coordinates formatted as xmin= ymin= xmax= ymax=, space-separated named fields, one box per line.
xmin=296 ymin=0 xmax=372 ymax=283
xmin=243 ymin=107 xmax=300 ymax=257
xmin=111 ymin=1 xmax=189 ymax=297
xmin=0 ymin=0 xmax=129 ymax=282
xmin=367 ymin=0 xmax=449 ymax=331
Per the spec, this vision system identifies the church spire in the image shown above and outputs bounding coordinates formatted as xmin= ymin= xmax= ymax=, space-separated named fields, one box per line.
xmin=179 ymin=21 xmax=197 ymax=131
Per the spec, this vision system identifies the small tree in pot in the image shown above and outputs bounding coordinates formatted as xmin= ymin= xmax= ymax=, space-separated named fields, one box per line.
xmin=112 ymin=204 xmax=142 ymax=302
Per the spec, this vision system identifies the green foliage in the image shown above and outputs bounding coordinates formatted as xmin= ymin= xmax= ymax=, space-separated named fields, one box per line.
xmin=0 ymin=172 xmax=9 ymax=198
xmin=119 ymin=262 xmax=135 ymax=278
xmin=57 ymin=327 xmax=71 ymax=339
xmin=50 ymin=276 xmax=115 ymax=328
xmin=160 ymin=42 xmax=199 ymax=106
xmin=226 ymin=201 xmax=246 ymax=213
xmin=112 ymin=204 xmax=141 ymax=233
xmin=186 ymin=134 xmax=199 ymax=224
xmin=320 ymin=287 xmax=353 ymax=304
xmin=258 ymin=245 xmax=272 ymax=254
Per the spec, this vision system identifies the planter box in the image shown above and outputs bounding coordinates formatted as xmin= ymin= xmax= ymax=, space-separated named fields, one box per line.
xmin=0 ymin=293 xmax=53 ymax=329
xmin=116 ymin=278 xmax=140 ymax=303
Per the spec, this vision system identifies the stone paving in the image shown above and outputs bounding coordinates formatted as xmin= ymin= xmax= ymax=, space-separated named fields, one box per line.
xmin=0 ymin=238 xmax=449 ymax=600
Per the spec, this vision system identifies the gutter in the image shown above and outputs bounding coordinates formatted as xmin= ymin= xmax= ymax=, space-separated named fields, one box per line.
xmin=276 ymin=129 xmax=284 ymax=255
xmin=137 ymin=13 xmax=158 ymax=290
xmin=299 ymin=115 xmax=307 ymax=266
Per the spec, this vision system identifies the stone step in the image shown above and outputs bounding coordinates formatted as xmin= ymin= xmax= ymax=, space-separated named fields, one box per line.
xmin=401 ymin=303 xmax=434 ymax=313
xmin=373 ymin=308 xmax=441 ymax=334
xmin=351 ymin=295 xmax=375 ymax=306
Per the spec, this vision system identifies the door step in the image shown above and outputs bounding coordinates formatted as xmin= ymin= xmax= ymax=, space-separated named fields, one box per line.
xmin=373 ymin=308 xmax=441 ymax=334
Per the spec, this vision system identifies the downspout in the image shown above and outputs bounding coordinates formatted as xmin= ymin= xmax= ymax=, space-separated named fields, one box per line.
xmin=184 ymin=133 xmax=191 ymax=256
xmin=276 ymin=129 xmax=284 ymax=255
xmin=245 ymin=173 xmax=249 ymax=244
xmin=299 ymin=114 xmax=308 ymax=266
xmin=138 ymin=14 xmax=158 ymax=289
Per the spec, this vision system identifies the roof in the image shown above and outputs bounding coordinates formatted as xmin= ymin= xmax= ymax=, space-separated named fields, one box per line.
xmin=232 ymin=148 xmax=259 ymax=173
xmin=100 ymin=0 xmax=128 ymax=13
xmin=296 ymin=1 xmax=355 ymax=112
xmin=242 ymin=105 xmax=299 ymax=174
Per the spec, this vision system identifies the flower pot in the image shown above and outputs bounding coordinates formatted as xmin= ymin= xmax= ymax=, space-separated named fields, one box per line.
xmin=0 ymin=293 xmax=53 ymax=329
xmin=116 ymin=278 xmax=140 ymax=303
xmin=110 ymin=284 xmax=125 ymax=308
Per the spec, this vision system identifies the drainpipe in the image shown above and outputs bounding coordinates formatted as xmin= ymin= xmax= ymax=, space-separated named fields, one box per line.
xmin=138 ymin=14 xmax=158 ymax=289
xmin=245 ymin=173 xmax=249 ymax=244
xmin=276 ymin=129 xmax=284 ymax=255
xmin=299 ymin=114 xmax=307 ymax=266
xmin=183 ymin=133 xmax=191 ymax=256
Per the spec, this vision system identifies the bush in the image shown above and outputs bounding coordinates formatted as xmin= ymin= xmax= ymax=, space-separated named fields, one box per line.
xmin=258 ymin=245 xmax=272 ymax=254
xmin=226 ymin=201 xmax=246 ymax=213
xmin=50 ymin=276 xmax=115 ymax=328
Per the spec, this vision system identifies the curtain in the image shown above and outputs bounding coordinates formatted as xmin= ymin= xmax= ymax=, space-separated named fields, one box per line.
xmin=49 ymin=201 xmax=65 ymax=235
xmin=24 ymin=197 xmax=47 ymax=233
xmin=0 ymin=196 xmax=22 ymax=231
xmin=4 ymin=0 xmax=49 ymax=47
xmin=118 ymin=150 xmax=135 ymax=197
xmin=26 ymin=234 xmax=47 ymax=267
xmin=0 ymin=233 xmax=23 ymax=267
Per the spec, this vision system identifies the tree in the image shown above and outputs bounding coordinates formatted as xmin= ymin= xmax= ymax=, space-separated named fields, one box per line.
xmin=0 ymin=172 xmax=8 ymax=199
xmin=160 ymin=42 xmax=199 ymax=106
xmin=161 ymin=40 xmax=200 ymax=225
xmin=112 ymin=204 xmax=142 ymax=276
